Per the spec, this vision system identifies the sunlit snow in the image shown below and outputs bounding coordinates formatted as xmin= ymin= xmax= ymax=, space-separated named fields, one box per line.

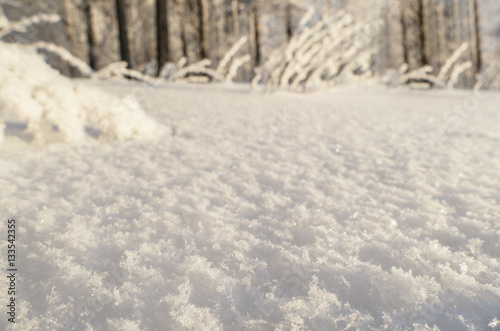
xmin=1 ymin=80 xmax=500 ymax=329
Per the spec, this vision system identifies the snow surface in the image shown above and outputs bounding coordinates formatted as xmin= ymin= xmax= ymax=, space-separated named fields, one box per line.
xmin=1 ymin=81 xmax=500 ymax=330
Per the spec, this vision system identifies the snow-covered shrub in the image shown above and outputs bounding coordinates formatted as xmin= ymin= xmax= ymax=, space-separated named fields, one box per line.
xmin=94 ymin=36 xmax=250 ymax=84
xmin=163 ymin=45 xmax=250 ymax=83
xmin=92 ymin=61 xmax=158 ymax=84
xmin=0 ymin=42 xmax=158 ymax=145
xmin=398 ymin=43 xmax=476 ymax=89
xmin=139 ymin=37 xmax=249 ymax=84
xmin=169 ymin=58 xmax=223 ymax=83
xmin=254 ymin=8 xmax=379 ymax=91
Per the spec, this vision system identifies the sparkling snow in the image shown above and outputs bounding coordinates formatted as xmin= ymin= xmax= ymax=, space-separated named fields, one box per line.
xmin=1 ymin=81 xmax=500 ymax=330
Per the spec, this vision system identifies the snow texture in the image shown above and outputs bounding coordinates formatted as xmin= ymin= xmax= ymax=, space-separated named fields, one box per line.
xmin=1 ymin=81 xmax=500 ymax=330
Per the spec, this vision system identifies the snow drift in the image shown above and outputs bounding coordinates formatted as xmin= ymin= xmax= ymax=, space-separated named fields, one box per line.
xmin=0 ymin=42 xmax=159 ymax=146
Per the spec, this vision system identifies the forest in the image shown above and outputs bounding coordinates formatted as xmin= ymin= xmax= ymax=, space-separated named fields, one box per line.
xmin=1 ymin=0 xmax=499 ymax=90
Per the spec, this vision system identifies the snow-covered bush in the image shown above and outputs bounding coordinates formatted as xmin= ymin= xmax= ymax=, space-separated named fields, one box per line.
xmin=133 ymin=37 xmax=250 ymax=84
xmin=0 ymin=42 xmax=159 ymax=145
xmin=96 ymin=36 xmax=250 ymax=84
xmin=0 ymin=4 xmax=160 ymax=145
xmin=397 ymin=43 xmax=478 ymax=89
xmin=253 ymin=8 xmax=378 ymax=91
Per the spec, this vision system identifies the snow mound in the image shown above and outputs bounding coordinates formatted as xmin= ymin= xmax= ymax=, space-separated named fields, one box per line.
xmin=0 ymin=42 xmax=159 ymax=145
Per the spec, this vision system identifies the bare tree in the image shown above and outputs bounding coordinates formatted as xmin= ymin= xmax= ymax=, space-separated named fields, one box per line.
xmin=156 ymin=0 xmax=169 ymax=75
xmin=51 ymin=0 xmax=486 ymax=86
xmin=232 ymin=0 xmax=239 ymax=37
xmin=62 ymin=0 xmax=90 ymax=68
xmin=422 ymin=0 xmax=440 ymax=70
xmin=84 ymin=0 xmax=96 ymax=69
xmin=177 ymin=0 xmax=206 ymax=62
xmin=179 ymin=0 xmax=189 ymax=59
xmin=196 ymin=0 xmax=207 ymax=59
xmin=470 ymin=0 xmax=481 ymax=73
xmin=285 ymin=0 xmax=293 ymax=41
xmin=115 ymin=0 xmax=130 ymax=66
xmin=400 ymin=0 xmax=426 ymax=70
xmin=249 ymin=0 xmax=261 ymax=68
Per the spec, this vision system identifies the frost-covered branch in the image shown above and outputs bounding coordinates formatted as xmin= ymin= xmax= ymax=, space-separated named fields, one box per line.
xmin=93 ymin=61 xmax=159 ymax=84
xmin=399 ymin=65 xmax=442 ymax=87
xmin=171 ymin=59 xmax=223 ymax=82
xmin=297 ymin=6 xmax=315 ymax=28
xmin=0 ymin=13 xmax=60 ymax=38
xmin=217 ymin=36 xmax=248 ymax=76
xmin=177 ymin=57 xmax=188 ymax=69
xmin=398 ymin=43 xmax=473 ymax=89
xmin=257 ymin=8 xmax=377 ymax=91
xmin=104 ymin=36 xmax=248 ymax=84
xmin=31 ymin=41 xmax=93 ymax=77
xmin=437 ymin=43 xmax=470 ymax=83
xmin=226 ymin=54 xmax=251 ymax=82
xmin=447 ymin=61 xmax=472 ymax=88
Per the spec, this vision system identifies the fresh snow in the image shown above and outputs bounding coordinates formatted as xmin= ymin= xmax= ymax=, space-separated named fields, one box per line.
xmin=0 ymin=43 xmax=159 ymax=146
xmin=1 ymin=80 xmax=500 ymax=330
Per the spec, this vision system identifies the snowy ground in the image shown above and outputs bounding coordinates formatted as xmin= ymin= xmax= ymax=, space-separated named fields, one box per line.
xmin=1 ymin=82 xmax=500 ymax=330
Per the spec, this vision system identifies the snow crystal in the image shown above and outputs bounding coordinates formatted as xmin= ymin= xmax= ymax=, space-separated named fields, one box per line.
xmin=0 ymin=82 xmax=499 ymax=330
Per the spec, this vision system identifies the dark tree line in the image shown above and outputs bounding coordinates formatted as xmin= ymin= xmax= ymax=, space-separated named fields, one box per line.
xmin=108 ymin=0 xmax=262 ymax=79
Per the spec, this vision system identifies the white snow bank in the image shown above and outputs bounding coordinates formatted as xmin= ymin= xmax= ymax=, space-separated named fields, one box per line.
xmin=0 ymin=42 xmax=159 ymax=145
xmin=0 ymin=83 xmax=499 ymax=330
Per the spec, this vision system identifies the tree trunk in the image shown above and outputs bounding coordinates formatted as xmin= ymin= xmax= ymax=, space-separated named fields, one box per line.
xmin=250 ymin=0 xmax=260 ymax=68
xmin=115 ymin=0 xmax=131 ymax=66
xmin=470 ymin=0 xmax=481 ymax=73
xmin=422 ymin=0 xmax=440 ymax=70
xmin=232 ymin=0 xmax=239 ymax=38
xmin=453 ymin=0 xmax=462 ymax=46
xmin=417 ymin=0 xmax=427 ymax=65
xmin=180 ymin=0 xmax=188 ymax=59
xmin=156 ymin=0 xmax=169 ymax=76
xmin=285 ymin=0 xmax=292 ymax=41
xmin=401 ymin=0 xmax=426 ymax=70
xmin=196 ymin=0 xmax=207 ymax=59
xmin=84 ymin=0 xmax=96 ymax=69
xmin=62 ymin=0 xmax=89 ymax=65
xmin=400 ymin=2 xmax=408 ymax=65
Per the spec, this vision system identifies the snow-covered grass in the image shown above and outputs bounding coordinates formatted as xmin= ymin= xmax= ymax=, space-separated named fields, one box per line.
xmin=1 ymin=81 xmax=500 ymax=330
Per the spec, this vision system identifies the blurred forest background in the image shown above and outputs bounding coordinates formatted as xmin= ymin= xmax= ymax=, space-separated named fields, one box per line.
xmin=1 ymin=0 xmax=500 ymax=90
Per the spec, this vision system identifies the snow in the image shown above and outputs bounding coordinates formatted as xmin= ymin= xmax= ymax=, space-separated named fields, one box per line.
xmin=1 ymin=80 xmax=500 ymax=330
xmin=0 ymin=43 xmax=160 ymax=146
